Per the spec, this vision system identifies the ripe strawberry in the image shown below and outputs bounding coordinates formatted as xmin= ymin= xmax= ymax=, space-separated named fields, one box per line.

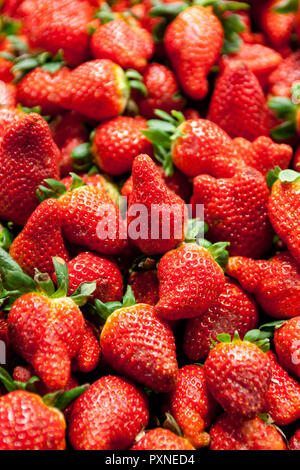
xmin=269 ymin=51 xmax=300 ymax=98
xmin=0 ymin=112 xmax=60 ymax=225
xmin=258 ymin=0 xmax=295 ymax=51
xmin=208 ymin=62 xmax=269 ymax=141
xmin=0 ymin=107 xmax=25 ymax=141
xmin=0 ymin=390 xmax=66 ymax=450
xmin=9 ymin=199 xmax=69 ymax=277
xmin=155 ymin=242 xmax=226 ymax=321
xmin=132 ymin=62 xmax=185 ymax=119
xmin=204 ymin=333 xmax=272 ymax=419
xmin=268 ymin=168 xmax=300 ymax=265
xmin=226 ymin=253 xmax=300 ymax=319
xmin=294 ymin=144 xmax=300 ymax=170
xmin=61 ymin=172 xmax=120 ymax=204
xmin=274 ymin=317 xmax=300 ymax=379
xmin=71 ymin=320 xmax=100 ymax=373
xmin=56 ymin=59 xmax=130 ymax=121
xmin=90 ymin=116 xmax=152 ymax=175
xmin=192 ymin=166 xmax=273 ymax=258
xmin=128 ymin=270 xmax=159 ymax=306
xmin=0 ymin=57 xmax=14 ymax=83
xmin=127 ymin=154 xmax=187 ymax=255
xmin=290 ymin=430 xmax=300 ymax=450
xmin=0 ymin=81 xmax=17 ymax=107
xmin=210 ymin=414 xmax=286 ymax=450
xmin=69 ymin=375 xmax=149 ymax=450
xmin=266 ymin=351 xmax=300 ymax=425
xmin=166 ymin=365 xmax=216 ymax=448
xmin=100 ymin=303 xmax=178 ymax=392
xmin=131 ymin=428 xmax=195 ymax=450
xmin=183 ymin=279 xmax=258 ymax=361
xmin=20 ymin=0 xmax=94 ymax=67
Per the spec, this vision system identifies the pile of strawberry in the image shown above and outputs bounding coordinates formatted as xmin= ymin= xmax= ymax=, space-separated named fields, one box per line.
xmin=0 ymin=0 xmax=299 ymax=452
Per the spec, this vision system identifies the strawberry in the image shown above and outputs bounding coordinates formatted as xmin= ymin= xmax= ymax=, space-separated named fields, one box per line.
xmin=269 ymin=51 xmax=300 ymax=98
xmin=128 ymin=270 xmax=159 ymax=306
xmin=127 ymin=154 xmax=187 ymax=255
xmin=183 ymin=279 xmax=258 ymax=361
xmin=0 ymin=57 xmax=14 ymax=82
xmin=90 ymin=116 xmax=152 ymax=175
xmin=132 ymin=62 xmax=185 ymax=119
xmin=192 ymin=166 xmax=273 ymax=258
xmin=69 ymin=375 xmax=149 ymax=450
xmin=257 ymin=0 xmax=295 ymax=52
xmin=294 ymin=144 xmax=300 ymax=170
xmin=268 ymin=168 xmax=300 ymax=265
xmin=208 ymin=62 xmax=269 ymax=141
xmin=9 ymin=198 xmax=69 ymax=277
xmin=20 ymin=0 xmax=94 ymax=67
xmin=266 ymin=351 xmax=300 ymax=425
xmin=0 ymin=112 xmax=60 ymax=225
xmin=166 ymin=365 xmax=216 ymax=448
xmin=61 ymin=172 xmax=120 ymax=204
xmin=100 ymin=301 xmax=178 ymax=392
xmin=274 ymin=316 xmax=300 ymax=379
xmin=154 ymin=242 xmax=226 ymax=321
xmin=0 ymin=80 xmax=16 ymax=107
xmin=131 ymin=428 xmax=195 ymax=450
xmin=0 ymin=107 xmax=25 ymax=141
xmin=71 ymin=320 xmax=100 ymax=373
xmin=210 ymin=414 xmax=287 ymax=450
xmin=290 ymin=430 xmax=300 ymax=450
xmin=56 ymin=59 xmax=130 ymax=121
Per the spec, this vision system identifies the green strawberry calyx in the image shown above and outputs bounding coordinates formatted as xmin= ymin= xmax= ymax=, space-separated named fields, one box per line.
xmin=11 ymin=49 xmax=65 ymax=84
xmin=36 ymin=172 xmax=86 ymax=203
xmin=211 ymin=329 xmax=270 ymax=353
xmin=273 ymin=0 xmax=299 ymax=14
xmin=0 ymin=366 xmax=39 ymax=394
xmin=197 ymin=239 xmax=230 ymax=270
xmin=92 ymin=284 xmax=136 ymax=322
xmin=268 ymin=91 xmax=299 ymax=140
xmin=267 ymin=166 xmax=300 ymax=188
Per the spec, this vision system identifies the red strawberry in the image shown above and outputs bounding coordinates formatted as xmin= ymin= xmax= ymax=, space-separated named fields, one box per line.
xmin=127 ymin=154 xmax=187 ymax=255
xmin=0 ymin=107 xmax=25 ymax=142
xmin=100 ymin=303 xmax=178 ymax=392
xmin=274 ymin=317 xmax=300 ymax=379
xmin=61 ymin=172 xmax=120 ymax=204
xmin=294 ymin=144 xmax=300 ymax=171
xmin=269 ymin=51 xmax=300 ymax=98
xmin=71 ymin=320 xmax=100 ymax=373
xmin=183 ymin=279 xmax=258 ymax=361
xmin=266 ymin=351 xmax=300 ymax=425
xmin=0 ymin=112 xmax=60 ymax=225
xmin=0 ymin=57 xmax=14 ymax=83
xmin=226 ymin=253 xmax=300 ymax=319
xmin=208 ymin=62 xmax=269 ymax=141
xmin=192 ymin=166 xmax=273 ymax=258
xmin=268 ymin=169 xmax=300 ymax=265
xmin=258 ymin=0 xmax=295 ymax=51
xmin=131 ymin=428 xmax=195 ymax=450
xmin=155 ymin=243 xmax=226 ymax=321
xmin=128 ymin=270 xmax=159 ymax=306
xmin=0 ymin=390 xmax=66 ymax=450
xmin=166 ymin=365 xmax=216 ymax=448
xmin=91 ymin=116 xmax=152 ymax=175
xmin=290 ymin=430 xmax=300 ymax=450
xmin=204 ymin=334 xmax=272 ymax=419
xmin=0 ymin=81 xmax=17 ymax=107
xmin=210 ymin=414 xmax=286 ymax=450
xmin=9 ymin=198 xmax=69 ymax=277
xmin=69 ymin=375 xmax=149 ymax=450
xmin=56 ymin=59 xmax=130 ymax=121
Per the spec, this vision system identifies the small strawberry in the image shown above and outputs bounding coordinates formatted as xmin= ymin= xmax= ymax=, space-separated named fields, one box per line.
xmin=290 ymin=430 xmax=300 ymax=450
xmin=274 ymin=316 xmax=300 ymax=379
xmin=0 ymin=80 xmax=16 ymax=107
xmin=269 ymin=51 xmax=300 ymax=98
xmin=154 ymin=242 xmax=227 ymax=321
xmin=128 ymin=270 xmax=159 ymax=306
xmin=183 ymin=279 xmax=258 ymax=361
xmin=208 ymin=62 xmax=269 ymax=141
xmin=210 ymin=414 xmax=287 ymax=450
xmin=166 ymin=365 xmax=216 ymax=448
xmin=258 ymin=0 xmax=295 ymax=51
xmin=0 ymin=57 xmax=14 ymax=82
xmin=71 ymin=320 xmax=101 ymax=373
xmin=204 ymin=331 xmax=272 ymax=419
xmin=69 ymin=375 xmax=149 ymax=450
xmin=131 ymin=428 xmax=195 ymax=450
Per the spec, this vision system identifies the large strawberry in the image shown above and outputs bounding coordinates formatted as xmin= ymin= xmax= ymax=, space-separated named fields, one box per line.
xmin=274 ymin=316 xmax=300 ymax=379
xmin=68 ymin=375 xmax=149 ymax=450
xmin=131 ymin=428 xmax=195 ymax=450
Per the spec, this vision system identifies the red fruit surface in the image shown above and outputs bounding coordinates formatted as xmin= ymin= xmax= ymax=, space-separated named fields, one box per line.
xmin=131 ymin=428 xmax=195 ymax=450
xmin=274 ymin=317 xmax=300 ymax=379
xmin=129 ymin=270 xmax=159 ymax=306
xmin=72 ymin=321 xmax=100 ymax=373
xmin=0 ymin=81 xmax=17 ymax=107
xmin=290 ymin=430 xmax=300 ymax=450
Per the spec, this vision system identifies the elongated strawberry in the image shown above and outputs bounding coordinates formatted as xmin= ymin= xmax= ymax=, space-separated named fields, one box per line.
xmin=226 ymin=252 xmax=300 ymax=319
xmin=131 ymin=428 xmax=195 ymax=450
xmin=127 ymin=154 xmax=187 ymax=255
xmin=0 ymin=112 xmax=60 ymax=225
xmin=69 ymin=375 xmax=149 ymax=450
xmin=0 ymin=80 xmax=16 ymax=107
xmin=204 ymin=332 xmax=272 ymax=419
xmin=210 ymin=414 xmax=286 ymax=450
xmin=100 ymin=301 xmax=178 ymax=392
xmin=155 ymin=242 xmax=226 ymax=321
xmin=183 ymin=279 xmax=258 ymax=360
xmin=274 ymin=316 xmax=300 ymax=379
xmin=71 ymin=320 xmax=100 ymax=373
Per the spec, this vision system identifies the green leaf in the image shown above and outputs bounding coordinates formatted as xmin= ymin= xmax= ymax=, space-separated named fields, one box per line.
xmin=0 ymin=367 xmax=17 ymax=392
xmin=222 ymin=31 xmax=242 ymax=55
xmin=71 ymin=142 xmax=91 ymax=160
xmin=207 ymin=242 xmax=230 ymax=270
xmin=69 ymin=173 xmax=86 ymax=192
xmin=149 ymin=0 xmax=188 ymax=18
xmin=52 ymin=257 xmax=69 ymax=298
xmin=185 ymin=219 xmax=208 ymax=243
xmin=12 ymin=57 xmax=39 ymax=72
xmin=41 ymin=62 xmax=64 ymax=74
xmin=0 ymin=226 xmax=13 ymax=251
xmin=125 ymin=69 xmax=144 ymax=81
xmin=273 ymin=0 xmax=299 ymax=13
xmin=71 ymin=281 xmax=97 ymax=306
xmin=147 ymin=120 xmax=176 ymax=133
xmin=14 ymin=376 xmax=40 ymax=392
xmin=34 ymin=271 xmax=55 ymax=297
xmin=0 ymin=248 xmax=22 ymax=276
xmin=266 ymin=166 xmax=281 ymax=188
xmin=128 ymin=79 xmax=148 ymax=96
xmin=43 ymin=384 xmax=89 ymax=410
xmin=278 ymin=169 xmax=300 ymax=183
xmin=260 ymin=320 xmax=287 ymax=332
xmin=268 ymin=96 xmax=297 ymax=119
xmin=94 ymin=299 xmax=122 ymax=321
xmin=216 ymin=333 xmax=231 ymax=343
xmin=243 ymin=329 xmax=261 ymax=342
xmin=5 ymin=271 xmax=36 ymax=292
xmin=152 ymin=18 xmax=168 ymax=43
xmin=271 ymin=121 xmax=297 ymax=140
xmin=142 ymin=128 xmax=171 ymax=147
xmin=122 ymin=285 xmax=136 ymax=308
xmin=6 ymin=35 xmax=27 ymax=52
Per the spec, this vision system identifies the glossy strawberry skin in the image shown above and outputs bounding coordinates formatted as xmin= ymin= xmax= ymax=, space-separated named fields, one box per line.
xmin=71 ymin=321 xmax=101 ymax=373
xmin=167 ymin=365 xmax=216 ymax=448
xmin=57 ymin=59 xmax=129 ymax=121
xmin=100 ymin=304 xmax=178 ymax=392
xmin=259 ymin=0 xmax=295 ymax=51
xmin=9 ymin=198 xmax=69 ymax=277
xmin=0 ymin=57 xmax=14 ymax=83
xmin=91 ymin=116 xmax=152 ymax=175
xmin=274 ymin=317 xmax=300 ymax=379
xmin=204 ymin=341 xmax=272 ymax=420
xmin=0 ymin=391 xmax=66 ymax=450
xmin=269 ymin=177 xmax=300 ymax=266
xmin=129 ymin=270 xmax=159 ymax=306
xmin=91 ymin=18 xmax=154 ymax=72
xmin=0 ymin=81 xmax=17 ymax=108
xmin=290 ymin=430 xmax=300 ymax=450
xmin=208 ymin=62 xmax=269 ymax=141
xmin=0 ymin=107 xmax=25 ymax=142
xmin=226 ymin=253 xmax=300 ymax=319
xmin=183 ymin=280 xmax=258 ymax=361
xmin=155 ymin=244 xmax=225 ymax=321
xmin=69 ymin=375 xmax=149 ymax=450
xmin=165 ymin=6 xmax=223 ymax=100
xmin=269 ymin=51 xmax=300 ymax=98
xmin=210 ymin=414 xmax=286 ymax=451
xmin=266 ymin=351 xmax=300 ymax=426
xmin=8 ymin=292 xmax=85 ymax=391
xmin=192 ymin=167 xmax=273 ymax=258
xmin=131 ymin=428 xmax=195 ymax=450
